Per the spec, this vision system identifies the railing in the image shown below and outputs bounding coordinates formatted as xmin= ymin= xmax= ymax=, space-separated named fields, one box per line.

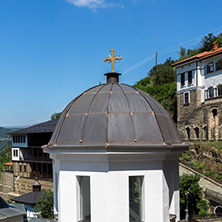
xmin=23 ymin=156 xmax=52 ymax=162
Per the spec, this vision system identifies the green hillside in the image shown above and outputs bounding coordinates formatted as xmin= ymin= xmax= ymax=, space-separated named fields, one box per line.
xmin=181 ymin=141 xmax=222 ymax=183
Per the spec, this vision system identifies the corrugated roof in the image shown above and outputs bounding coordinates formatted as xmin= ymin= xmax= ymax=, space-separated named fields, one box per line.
xmin=9 ymin=119 xmax=58 ymax=135
xmin=172 ymin=47 xmax=222 ymax=67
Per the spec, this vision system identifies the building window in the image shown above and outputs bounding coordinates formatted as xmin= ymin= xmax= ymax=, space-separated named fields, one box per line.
xmin=24 ymin=166 xmax=27 ymax=173
xmin=181 ymin=73 xmax=185 ymax=86
xmin=188 ymin=71 xmax=192 ymax=85
xmin=208 ymin=87 xmax=214 ymax=98
xmin=13 ymin=135 xmax=26 ymax=144
xmin=129 ymin=176 xmax=144 ymax=222
xmin=184 ymin=92 xmax=189 ymax=105
xmin=218 ymin=85 xmax=222 ymax=96
xmin=216 ymin=59 xmax=222 ymax=71
xmin=13 ymin=149 xmax=18 ymax=157
xmin=207 ymin=62 xmax=214 ymax=73
xmin=77 ymin=176 xmax=91 ymax=222
xmin=20 ymin=165 xmax=22 ymax=172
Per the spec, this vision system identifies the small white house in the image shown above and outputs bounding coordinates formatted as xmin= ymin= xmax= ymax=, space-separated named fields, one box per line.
xmin=43 ymin=72 xmax=188 ymax=222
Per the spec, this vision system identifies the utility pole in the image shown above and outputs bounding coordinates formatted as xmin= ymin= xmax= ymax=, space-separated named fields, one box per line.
xmin=155 ymin=52 xmax=158 ymax=66
xmin=8 ymin=136 xmax=10 ymax=162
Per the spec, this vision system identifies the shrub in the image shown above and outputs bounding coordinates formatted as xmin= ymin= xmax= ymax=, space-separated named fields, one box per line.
xmin=36 ymin=189 xmax=54 ymax=219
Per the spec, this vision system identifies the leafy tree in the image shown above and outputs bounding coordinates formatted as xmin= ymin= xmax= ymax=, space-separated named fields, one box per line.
xmin=0 ymin=147 xmax=12 ymax=172
xmin=36 ymin=189 xmax=54 ymax=219
xmin=148 ymin=64 xmax=176 ymax=85
xmin=134 ymin=58 xmax=177 ymax=121
xmin=51 ymin=112 xmax=61 ymax=120
xmin=180 ymin=174 xmax=209 ymax=219
xmin=200 ymin=33 xmax=217 ymax=52
xmin=178 ymin=46 xmax=187 ymax=57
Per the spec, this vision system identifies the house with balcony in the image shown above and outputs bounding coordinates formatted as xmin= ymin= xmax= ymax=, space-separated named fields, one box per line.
xmin=172 ymin=41 xmax=222 ymax=141
xmin=9 ymin=119 xmax=57 ymax=194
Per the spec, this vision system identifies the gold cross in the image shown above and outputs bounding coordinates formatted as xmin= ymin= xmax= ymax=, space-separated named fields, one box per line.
xmin=104 ymin=48 xmax=122 ymax=72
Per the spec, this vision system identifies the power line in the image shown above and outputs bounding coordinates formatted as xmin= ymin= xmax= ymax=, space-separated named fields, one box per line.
xmin=122 ymin=25 xmax=222 ymax=75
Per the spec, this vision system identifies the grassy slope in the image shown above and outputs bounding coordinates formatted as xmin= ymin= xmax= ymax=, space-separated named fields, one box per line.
xmin=181 ymin=141 xmax=222 ymax=183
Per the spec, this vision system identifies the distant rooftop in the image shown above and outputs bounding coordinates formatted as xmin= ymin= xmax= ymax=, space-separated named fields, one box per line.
xmin=9 ymin=120 xmax=58 ymax=135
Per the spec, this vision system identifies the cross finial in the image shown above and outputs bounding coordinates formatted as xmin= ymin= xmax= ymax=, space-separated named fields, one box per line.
xmin=104 ymin=48 xmax=122 ymax=72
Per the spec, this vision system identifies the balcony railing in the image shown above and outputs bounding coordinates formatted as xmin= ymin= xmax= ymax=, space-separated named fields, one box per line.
xmin=23 ymin=156 xmax=52 ymax=162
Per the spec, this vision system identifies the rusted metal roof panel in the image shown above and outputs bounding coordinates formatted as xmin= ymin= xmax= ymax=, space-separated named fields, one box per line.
xmin=83 ymin=113 xmax=107 ymax=143
xmin=108 ymin=113 xmax=134 ymax=143
xmin=109 ymin=91 xmax=129 ymax=113
xmin=133 ymin=113 xmax=163 ymax=143
xmin=56 ymin=114 xmax=86 ymax=145
xmin=124 ymin=91 xmax=153 ymax=113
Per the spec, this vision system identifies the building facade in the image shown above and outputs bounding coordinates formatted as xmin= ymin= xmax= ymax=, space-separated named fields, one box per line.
xmin=172 ymin=42 xmax=222 ymax=141
xmin=10 ymin=120 xmax=57 ymax=194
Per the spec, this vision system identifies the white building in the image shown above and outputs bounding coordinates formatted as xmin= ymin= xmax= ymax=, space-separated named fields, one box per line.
xmin=172 ymin=42 xmax=222 ymax=140
xmin=43 ymin=71 xmax=188 ymax=222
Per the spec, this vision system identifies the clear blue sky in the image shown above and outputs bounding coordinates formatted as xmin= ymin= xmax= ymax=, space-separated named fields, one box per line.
xmin=1 ymin=0 xmax=222 ymax=127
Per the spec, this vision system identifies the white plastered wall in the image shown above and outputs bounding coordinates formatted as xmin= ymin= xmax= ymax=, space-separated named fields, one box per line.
xmin=51 ymin=151 xmax=182 ymax=222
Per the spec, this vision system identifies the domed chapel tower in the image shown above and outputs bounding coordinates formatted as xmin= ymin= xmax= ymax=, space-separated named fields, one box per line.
xmin=43 ymin=49 xmax=189 ymax=222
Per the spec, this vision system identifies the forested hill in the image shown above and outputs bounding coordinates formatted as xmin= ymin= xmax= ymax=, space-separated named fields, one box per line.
xmin=0 ymin=127 xmax=20 ymax=139
xmin=0 ymin=127 xmax=21 ymax=152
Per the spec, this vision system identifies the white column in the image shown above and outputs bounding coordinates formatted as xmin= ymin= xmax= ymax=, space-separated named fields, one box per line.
xmin=91 ymin=172 xmax=129 ymax=222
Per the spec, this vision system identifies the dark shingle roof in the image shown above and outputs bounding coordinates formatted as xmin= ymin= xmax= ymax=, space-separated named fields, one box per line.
xmin=11 ymin=191 xmax=42 ymax=205
xmin=9 ymin=120 xmax=58 ymax=135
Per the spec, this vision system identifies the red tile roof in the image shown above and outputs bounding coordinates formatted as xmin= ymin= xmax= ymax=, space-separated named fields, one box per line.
xmin=172 ymin=47 xmax=222 ymax=67
xmin=3 ymin=162 xmax=13 ymax=166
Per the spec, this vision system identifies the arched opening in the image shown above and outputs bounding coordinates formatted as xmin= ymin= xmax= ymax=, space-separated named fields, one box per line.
xmin=212 ymin=109 xmax=217 ymax=118
xmin=210 ymin=109 xmax=218 ymax=141
xmin=215 ymin=206 xmax=222 ymax=217
xmin=203 ymin=127 xmax=208 ymax=140
xmin=194 ymin=127 xmax=199 ymax=140
xmin=186 ymin=127 xmax=190 ymax=140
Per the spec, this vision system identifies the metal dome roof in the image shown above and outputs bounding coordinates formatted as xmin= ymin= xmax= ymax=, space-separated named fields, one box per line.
xmin=48 ymin=73 xmax=183 ymax=149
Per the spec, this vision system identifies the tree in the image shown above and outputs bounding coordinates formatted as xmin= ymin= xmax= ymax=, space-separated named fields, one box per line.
xmin=179 ymin=174 xmax=209 ymax=219
xmin=51 ymin=112 xmax=61 ymax=120
xmin=200 ymin=33 xmax=217 ymax=52
xmin=36 ymin=189 xmax=54 ymax=219
xmin=148 ymin=64 xmax=176 ymax=85
xmin=134 ymin=58 xmax=177 ymax=121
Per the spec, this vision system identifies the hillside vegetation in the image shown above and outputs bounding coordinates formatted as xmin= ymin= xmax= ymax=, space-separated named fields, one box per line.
xmin=181 ymin=141 xmax=222 ymax=183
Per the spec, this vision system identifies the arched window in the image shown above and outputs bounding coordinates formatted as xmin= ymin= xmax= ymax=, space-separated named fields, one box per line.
xmin=194 ymin=127 xmax=199 ymax=139
xmin=218 ymin=85 xmax=222 ymax=96
xmin=186 ymin=127 xmax=190 ymax=140
xmin=212 ymin=109 xmax=217 ymax=118
xmin=203 ymin=127 xmax=208 ymax=140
